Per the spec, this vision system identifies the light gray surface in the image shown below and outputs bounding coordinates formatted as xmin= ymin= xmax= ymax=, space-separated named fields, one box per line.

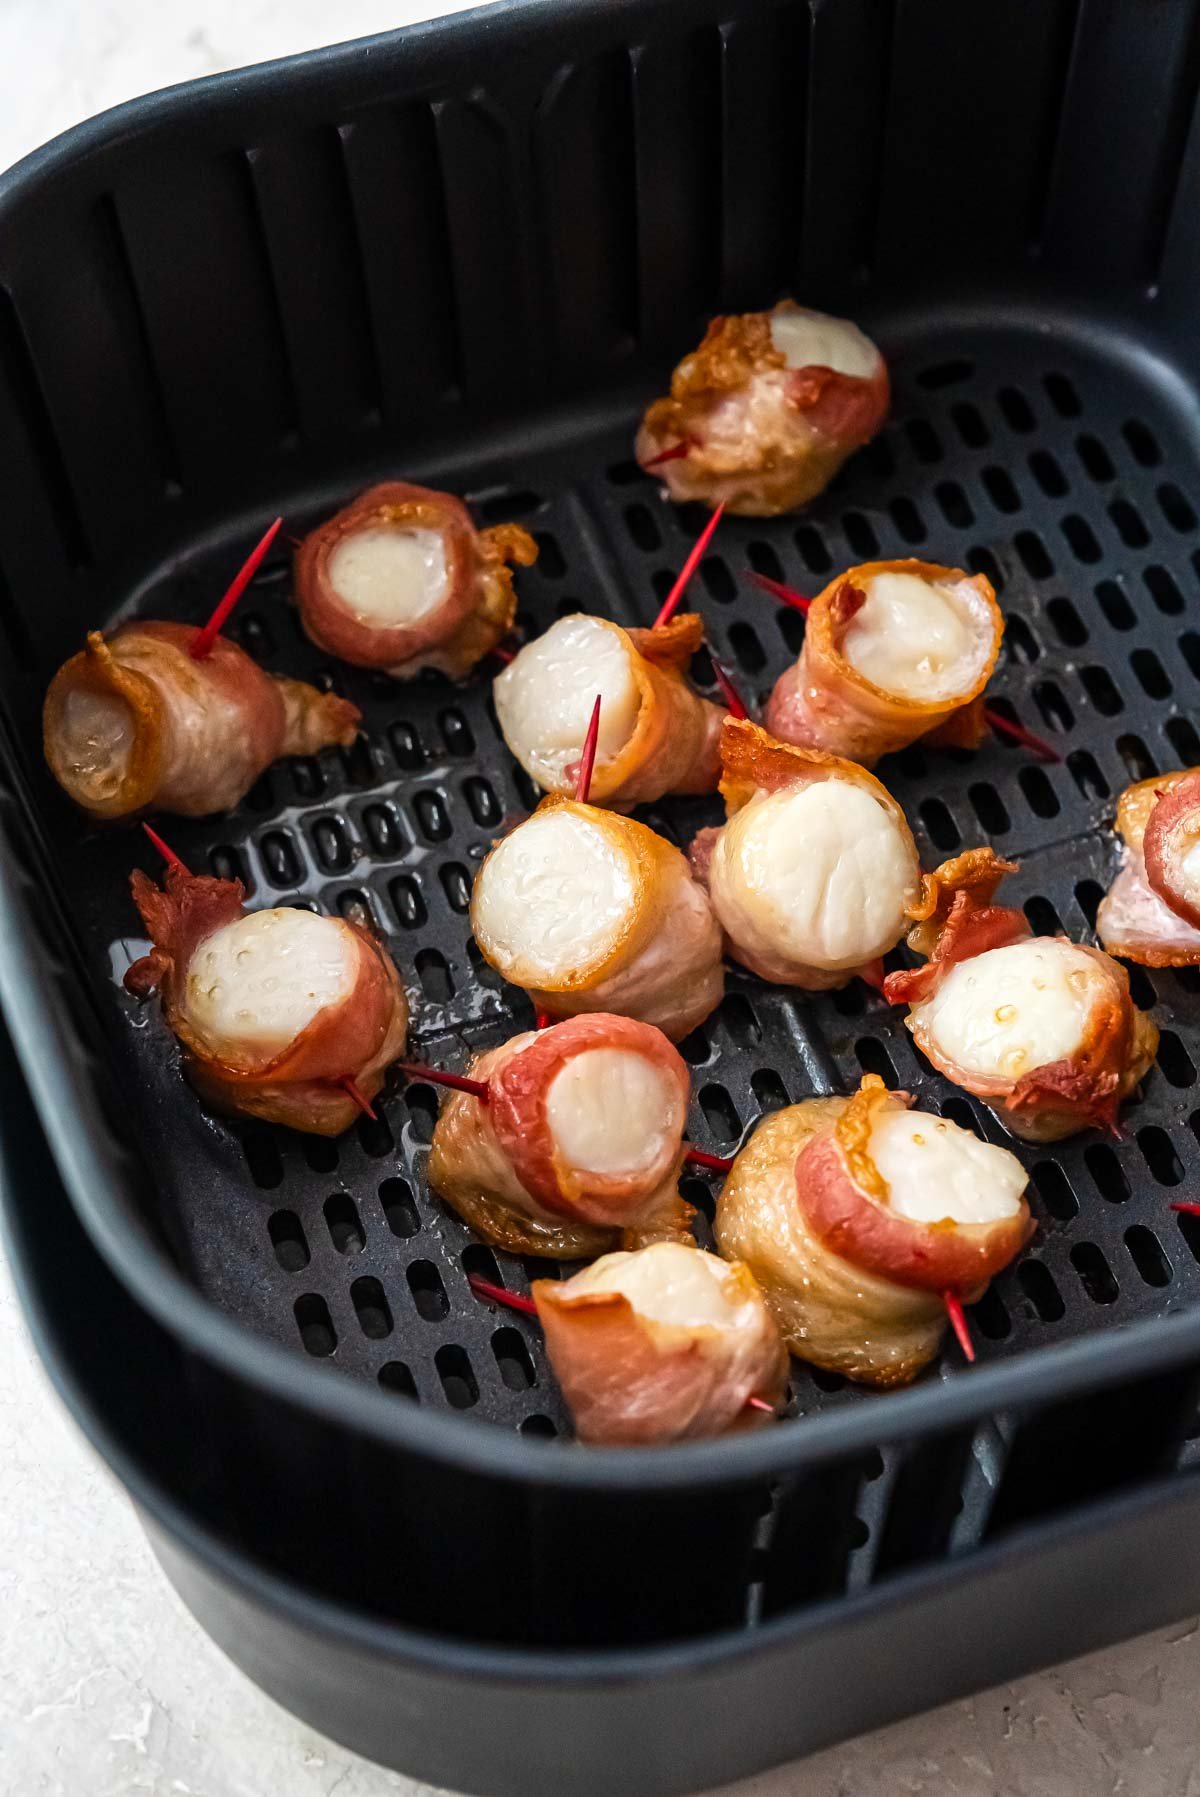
xmin=1 ymin=5 xmax=1197 ymax=1792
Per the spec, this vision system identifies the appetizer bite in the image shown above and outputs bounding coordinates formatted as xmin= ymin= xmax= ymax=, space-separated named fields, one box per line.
xmin=125 ymin=861 xmax=409 ymax=1135
xmin=471 ymin=796 xmax=724 ymax=1040
xmin=295 ymin=481 xmax=537 ymax=679
xmin=716 ymin=1076 xmax=1034 ymax=1388
xmin=1098 ymin=770 xmax=1200 ymax=965
xmin=533 ymin=1242 xmax=788 ymax=1445
xmin=689 ymin=718 xmax=986 ymax=992
xmin=494 ymin=612 xmax=725 ymax=808
xmin=44 ymin=623 xmax=359 ymax=820
xmin=425 ymin=1016 xmax=695 ymax=1258
xmin=763 ymin=560 xmax=1003 ymax=767
xmin=885 ymin=857 xmax=1158 ymax=1142
xmin=636 ymin=300 xmax=888 ymax=516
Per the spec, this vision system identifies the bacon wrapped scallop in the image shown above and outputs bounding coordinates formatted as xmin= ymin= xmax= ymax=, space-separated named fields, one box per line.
xmin=294 ymin=481 xmax=537 ymax=679
xmin=494 ymin=612 xmax=724 ymax=808
xmin=689 ymin=718 xmax=993 ymax=992
xmin=124 ymin=864 xmax=409 ymax=1135
xmin=533 ymin=1242 xmax=788 ymax=1445
xmin=716 ymin=1076 xmax=1034 ymax=1388
xmin=470 ymin=796 xmax=724 ymax=1040
xmin=764 ymin=560 xmax=1003 ymax=767
xmin=885 ymin=864 xmax=1158 ymax=1142
xmin=426 ymin=1016 xmax=695 ymax=1259
xmin=1098 ymin=770 xmax=1200 ymax=965
xmin=636 ymin=300 xmax=889 ymax=516
xmin=43 ymin=622 xmax=360 ymax=821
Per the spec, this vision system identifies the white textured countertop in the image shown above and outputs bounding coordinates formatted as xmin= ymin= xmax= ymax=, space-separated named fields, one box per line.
xmin=1 ymin=5 xmax=1198 ymax=1794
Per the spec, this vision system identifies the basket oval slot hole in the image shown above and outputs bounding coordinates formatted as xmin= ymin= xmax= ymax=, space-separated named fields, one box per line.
xmin=1017 ymin=1259 xmax=1064 ymax=1322
xmin=294 ymin=1293 xmax=337 ymax=1357
xmin=1137 ymin=1126 xmax=1183 ymax=1186
xmin=1070 ymin=1242 xmax=1119 ymax=1304
xmin=324 ymin=1193 xmax=365 ymax=1255
xmin=492 ymin=1327 xmax=536 ymax=1391
xmin=435 ymin=1344 xmax=479 ymax=1409
xmin=379 ymin=1362 xmax=418 ymax=1400
xmin=407 ymin=1260 xmax=449 ymax=1321
xmin=1085 ymin=1143 xmax=1129 ymax=1204
xmin=1124 ymin=1225 xmax=1172 ymax=1289
xmin=698 ymin=1083 xmax=741 ymax=1143
xmin=268 ymin=1209 xmax=310 ymax=1271
xmin=351 ymin=1276 xmax=393 ymax=1339
xmin=380 ymin=1176 xmax=420 ymax=1238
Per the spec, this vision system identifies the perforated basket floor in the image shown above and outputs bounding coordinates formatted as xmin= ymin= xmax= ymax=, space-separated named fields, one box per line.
xmin=67 ymin=317 xmax=1200 ymax=1442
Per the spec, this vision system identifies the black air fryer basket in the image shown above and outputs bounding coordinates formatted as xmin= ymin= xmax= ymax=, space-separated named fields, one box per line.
xmin=7 ymin=0 xmax=1200 ymax=1787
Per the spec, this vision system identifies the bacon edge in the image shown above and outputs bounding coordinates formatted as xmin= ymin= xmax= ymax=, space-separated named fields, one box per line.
xmin=294 ymin=481 xmax=537 ymax=679
xmin=764 ymin=559 xmax=1003 ymax=768
xmin=124 ymin=865 xmax=408 ymax=1136
xmin=533 ymin=1254 xmax=788 ymax=1446
xmin=426 ymin=1023 xmax=695 ymax=1259
xmin=797 ymin=1075 xmax=1034 ymax=1293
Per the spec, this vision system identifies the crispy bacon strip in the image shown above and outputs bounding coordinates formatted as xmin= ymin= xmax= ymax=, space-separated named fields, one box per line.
xmin=1097 ymin=772 xmax=1200 ymax=966
xmin=1142 ymin=769 xmax=1200 ymax=929
xmin=124 ymin=865 xmax=409 ymax=1136
xmin=716 ymin=1079 xmax=1032 ymax=1387
xmin=1098 ymin=771 xmax=1200 ymax=966
xmin=764 ymin=560 xmax=1002 ymax=767
xmin=636 ymin=302 xmax=888 ymax=516
xmin=883 ymin=863 xmax=1157 ymax=1142
xmin=495 ymin=613 xmax=724 ymax=809
xmin=294 ymin=481 xmax=537 ymax=679
xmin=470 ymin=797 xmax=724 ymax=1041
xmin=43 ymin=621 xmax=359 ymax=820
xmin=534 ymin=1245 xmax=788 ymax=1445
xmin=426 ymin=1017 xmax=694 ymax=1259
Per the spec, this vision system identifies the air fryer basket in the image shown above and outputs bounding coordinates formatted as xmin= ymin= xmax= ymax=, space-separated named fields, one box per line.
xmin=5 ymin=0 xmax=1200 ymax=1676
xmin=7 ymin=1008 xmax=1200 ymax=1797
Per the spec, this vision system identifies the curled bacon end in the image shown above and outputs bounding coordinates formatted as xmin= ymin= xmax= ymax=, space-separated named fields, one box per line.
xmin=652 ymin=501 xmax=727 ymax=629
xmin=190 ymin=516 xmax=284 ymax=661
xmin=943 ymin=1290 xmax=976 ymax=1363
xmin=340 ymin=1075 xmax=377 ymax=1120
xmin=983 ymin=706 xmax=1061 ymax=765
xmin=467 ymin=1275 xmax=538 ymax=1316
xmin=859 ymin=960 xmax=887 ymax=994
xmin=492 ymin=642 xmax=517 ymax=666
xmin=709 ymin=653 xmax=748 ymax=720
xmin=747 ymin=569 xmax=811 ymax=614
xmin=142 ymin=822 xmax=189 ymax=875
xmin=399 ymin=1063 xmax=491 ymax=1102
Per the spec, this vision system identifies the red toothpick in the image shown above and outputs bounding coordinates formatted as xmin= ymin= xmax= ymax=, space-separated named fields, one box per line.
xmin=468 ymin=1275 xmax=538 ymax=1316
xmin=399 ymin=1062 xmax=491 ymax=1102
xmin=745 ymin=1395 xmax=776 ymax=1414
xmin=535 ymin=1011 xmax=552 ymax=1030
xmin=684 ymin=1146 xmax=735 ymax=1173
xmin=574 ymin=695 xmax=602 ymax=804
xmin=709 ymin=653 xmax=748 ymax=720
xmin=644 ymin=439 xmax=696 ymax=469
xmin=652 ymin=501 xmax=727 ymax=628
xmin=943 ymin=1290 xmax=975 ymax=1363
xmin=340 ymin=1076 xmax=377 ymax=1120
xmin=189 ymin=515 xmax=284 ymax=660
xmin=1171 ymin=1202 xmax=1200 ymax=1217
xmin=983 ymin=707 xmax=1061 ymax=764
xmin=746 ymin=569 xmax=811 ymax=613
xmin=142 ymin=822 xmax=190 ymax=876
